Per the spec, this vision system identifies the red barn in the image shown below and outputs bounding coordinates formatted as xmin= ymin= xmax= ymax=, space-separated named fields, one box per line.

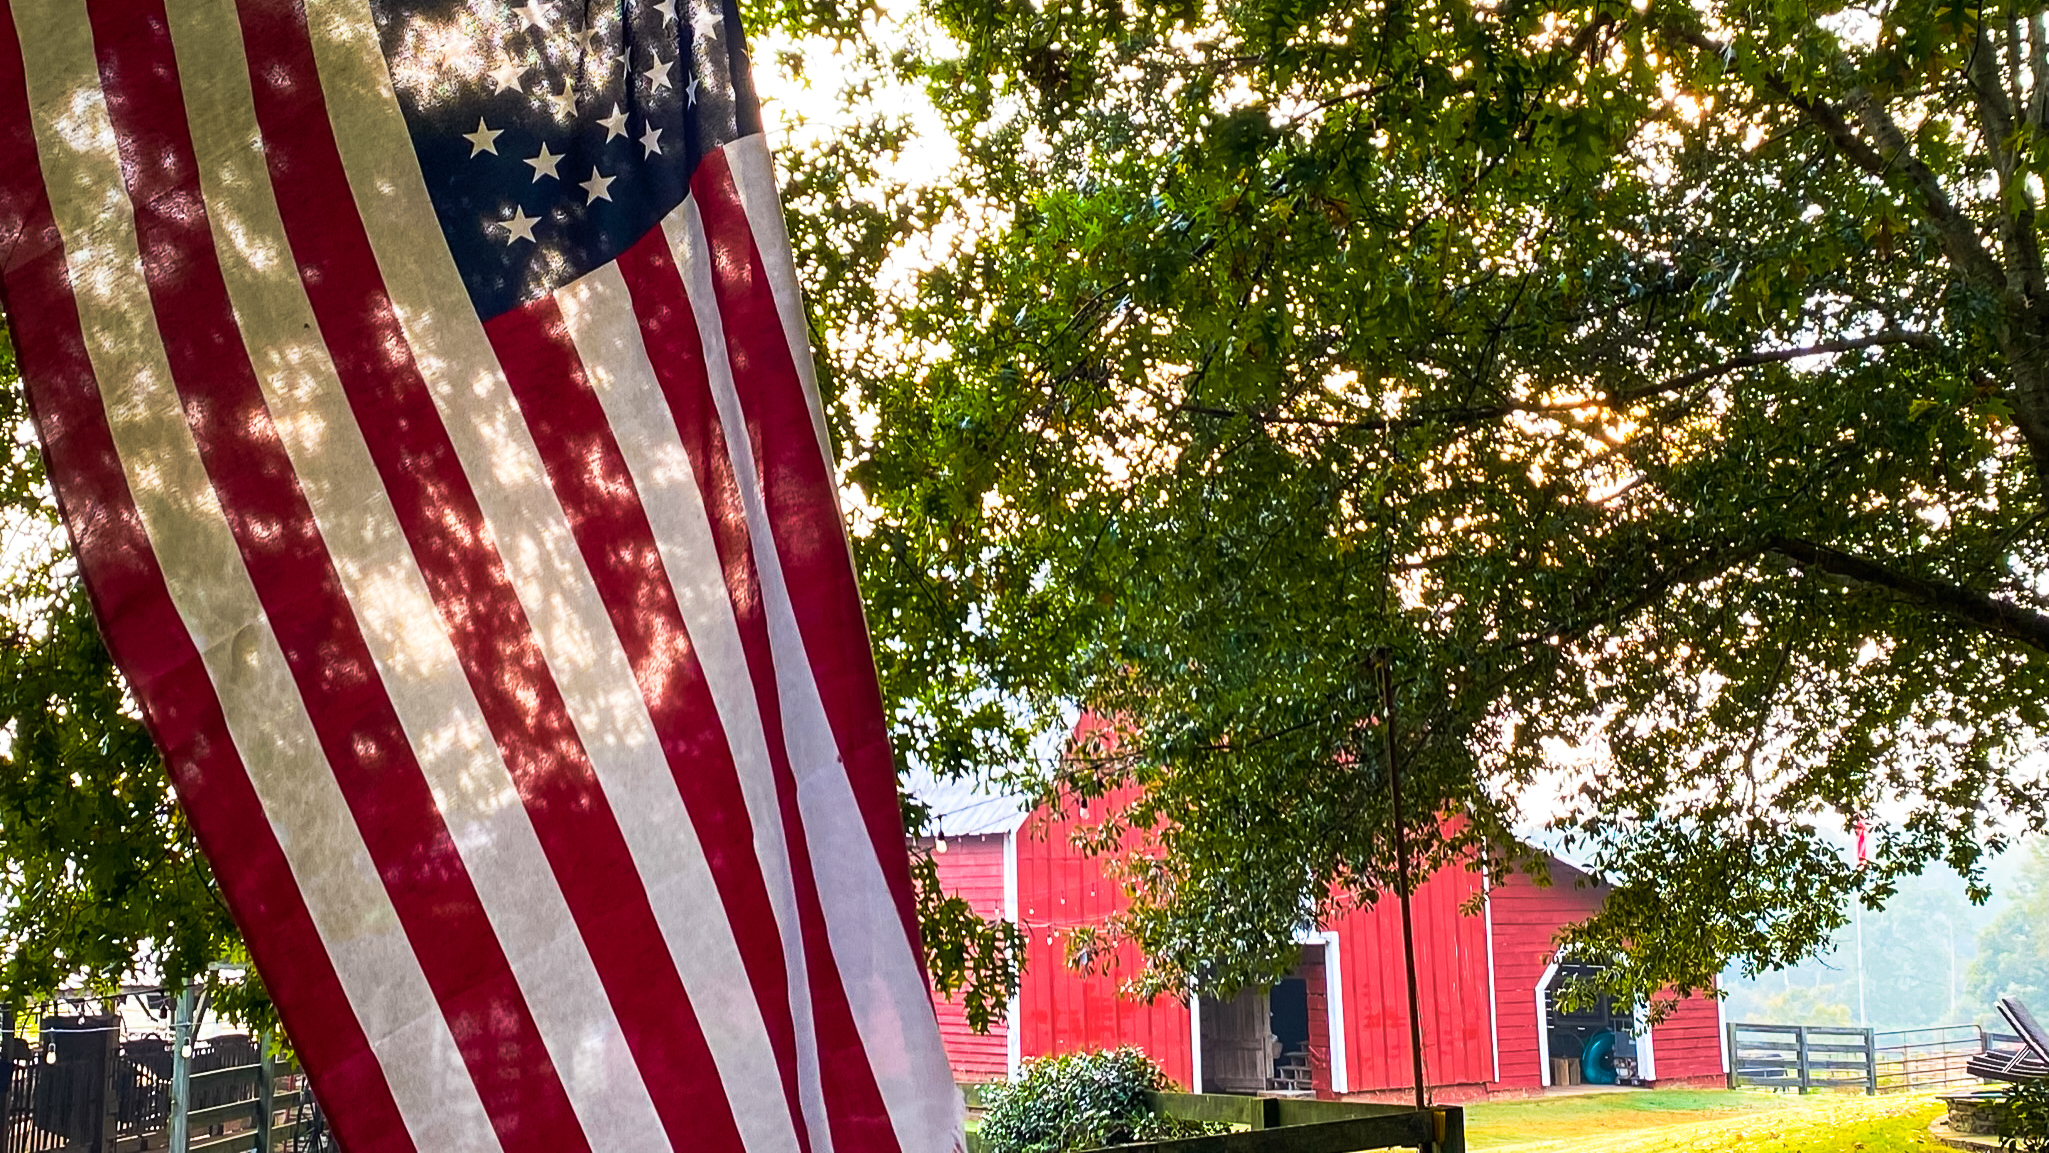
xmin=916 ymin=750 xmax=1726 ymax=1099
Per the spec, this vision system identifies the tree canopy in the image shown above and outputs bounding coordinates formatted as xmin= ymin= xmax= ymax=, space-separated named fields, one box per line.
xmin=821 ymin=0 xmax=2049 ymax=1011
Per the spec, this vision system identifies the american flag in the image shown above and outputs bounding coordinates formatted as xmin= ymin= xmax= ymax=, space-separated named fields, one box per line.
xmin=0 ymin=0 xmax=962 ymax=1150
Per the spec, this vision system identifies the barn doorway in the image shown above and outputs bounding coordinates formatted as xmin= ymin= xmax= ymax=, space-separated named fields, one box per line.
xmin=1198 ymin=945 xmax=1328 ymax=1094
xmin=1540 ymin=962 xmax=1649 ymax=1087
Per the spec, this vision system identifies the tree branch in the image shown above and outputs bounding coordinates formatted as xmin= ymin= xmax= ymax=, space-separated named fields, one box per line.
xmin=1177 ymin=331 xmax=1938 ymax=431
xmin=1658 ymin=23 xmax=2010 ymax=293
xmin=1768 ymin=535 xmax=2049 ymax=653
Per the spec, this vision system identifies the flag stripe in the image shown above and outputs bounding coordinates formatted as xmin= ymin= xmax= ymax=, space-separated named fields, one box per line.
xmin=484 ymin=290 xmax=804 ymax=1153
xmin=91 ymin=14 xmax=596 ymax=1153
xmin=0 ymin=18 xmax=416 ymax=1153
xmin=613 ymin=217 xmax=894 ymax=1153
xmin=557 ymin=250 xmax=831 ymax=1152
xmin=167 ymin=2 xmax=696 ymax=1149
xmin=1 ymin=8 xmax=502 ymax=1153
xmin=232 ymin=3 xmax=762 ymax=1151
xmin=686 ymin=155 xmax=961 ymax=1153
xmin=668 ymin=185 xmax=957 ymax=1153
xmin=695 ymin=147 xmax=925 ymax=957
xmin=717 ymin=138 xmax=832 ymax=500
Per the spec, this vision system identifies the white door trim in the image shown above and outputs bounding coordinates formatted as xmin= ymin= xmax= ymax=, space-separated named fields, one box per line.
xmin=1483 ymin=881 xmax=1501 ymax=1084
xmin=1717 ymin=995 xmax=1730 ymax=1074
xmin=1536 ymin=959 xmax=1560 ymax=1087
xmin=1189 ymin=991 xmax=1205 ymax=1093
xmin=1003 ymin=830 xmax=1022 ymax=1080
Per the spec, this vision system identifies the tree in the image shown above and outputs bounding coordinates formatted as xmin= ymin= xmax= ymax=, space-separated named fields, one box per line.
xmin=0 ymin=331 xmax=241 ymax=1008
xmin=828 ymin=0 xmax=2049 ymax=1009
xmin=1970 ymin=839 xmax=2049 ymax=1010
xmin=1722 ymin=866 xmax=1990 ymax=1028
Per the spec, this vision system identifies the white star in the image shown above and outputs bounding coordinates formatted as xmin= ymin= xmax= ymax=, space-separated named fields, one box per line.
xmin=580 ymin=167 xmax=617 ymax=203
xmin=524 ymin=143 xmax=564 ymax=181
xmin=653 ymin=0 xmax=677 ymax=23
xmin=573 ymin=24 xmax=602 ymax=54
xmin=511 ymin=1 xmax=548 ymax=29
xmin=638 ymin=124 xmax=664 ymax=156
xmin=686 ymin=75 xmax=701 ymax=105
xmin=690 ymin=4 xmax=721 ymax=39
xmin=488 ymin=59 xmax=525 ymax=93
xmin=597 ymin=103 xmax=630 ymax=141
xmin=462 ymin=117 xmax=503 ymax=156
xmin=643 ymin=52 xmax=674 ymax=92
xmin=501 ymin=206 xmax=539 ymax=244
xmin=545 ymin=82 xmax=576 ymax=118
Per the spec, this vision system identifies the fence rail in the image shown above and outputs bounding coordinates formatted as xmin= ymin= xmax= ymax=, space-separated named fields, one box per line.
xmin=1 ymin=991 xmax=334 ymax=1153
xmin=1727 ymin=1020 xmax=2000 ymax=1095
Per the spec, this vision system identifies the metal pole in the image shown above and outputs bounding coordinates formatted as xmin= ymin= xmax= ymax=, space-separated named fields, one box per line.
xmin=1854 ymin=901 xmax=1868 ymax=1027
xmin=171 ymin=983 xmax=194 ymax=1153
xmin=258 ymin=1030 xmax=275 ymax=1153
xmin=1378 ymin=658 xmax=1428 ymax=1116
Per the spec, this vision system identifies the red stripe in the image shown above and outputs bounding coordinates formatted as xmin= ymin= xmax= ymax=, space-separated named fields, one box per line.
xmin=480 ymin=297 xmax=779 ymax=1153
xmin=230 ymin=5 xmax=757 ymax=1151
xmin=612 ymin=227 xmax=900 ymax=1153
xmin=85 ymin=7 xmax=591 ymax=1151
xmin=687 ymin=151 xmax=925 ymax=953
xmin=0 ymin=13 xmax=414 ymax=1153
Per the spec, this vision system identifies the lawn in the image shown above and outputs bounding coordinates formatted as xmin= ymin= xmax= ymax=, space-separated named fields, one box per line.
xmin=1464 ymin=1088 xmax=1947 ymax=1152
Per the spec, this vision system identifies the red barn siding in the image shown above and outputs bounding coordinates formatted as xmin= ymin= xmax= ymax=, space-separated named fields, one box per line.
xmin=1016 ymin=786 xmax=1194 ymax=1088
xmin=927 ymin=833 xmax=1011 ymax=1082
xmin=1334 ymin=867 xmax=1494 ymax=1094
xmin=1484 ymin=863 xmax=1725 ymax=1090
xmin=1650 ymin=989 xmax=1725 ymax=1082
xmin=1487 ymin=865 xmax=1605 ymax=1088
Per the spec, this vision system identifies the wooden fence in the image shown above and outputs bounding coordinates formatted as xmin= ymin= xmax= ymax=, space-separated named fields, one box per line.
xmin=964 ymin=1090 xmax=1465 ymax=1153
xmin=2 ymin=999 xmax=325 ymax=1153
xmin=1726 ymin=1021 xmax=1993 ymax=1095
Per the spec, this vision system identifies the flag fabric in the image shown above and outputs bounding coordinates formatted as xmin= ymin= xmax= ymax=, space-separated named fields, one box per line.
xmin=0 ymin=0 xmax=962 ymax=1150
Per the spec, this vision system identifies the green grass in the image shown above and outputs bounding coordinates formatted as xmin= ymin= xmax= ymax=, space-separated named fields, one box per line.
xmin=1465 ymin=1089 xmax=1946 ymax=1152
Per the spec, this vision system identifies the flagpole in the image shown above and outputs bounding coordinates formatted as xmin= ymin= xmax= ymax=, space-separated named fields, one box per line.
xmin=1855 ymin=899 xmax=1868 ymax=1026
xmin=1378 ymin=656 xmax=1428 ymax=1114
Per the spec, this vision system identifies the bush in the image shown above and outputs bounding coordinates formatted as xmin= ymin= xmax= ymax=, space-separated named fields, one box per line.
xmin=2001 ymin=1079 xmax=2049 ymax=1152
xmin=978 ymin=1048 xmax=1223 ymax=1153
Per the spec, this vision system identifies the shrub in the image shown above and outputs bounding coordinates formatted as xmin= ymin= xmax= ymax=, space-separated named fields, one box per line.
xmin=2001 ymin=1078 xmax=2049 ymax=1152
xmin=978 ymin=1047 xmax=1223 ymax=1153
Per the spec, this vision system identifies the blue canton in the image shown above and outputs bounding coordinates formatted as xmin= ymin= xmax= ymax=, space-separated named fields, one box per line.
xmin=372 ymin=0 xmax=761 ymax=319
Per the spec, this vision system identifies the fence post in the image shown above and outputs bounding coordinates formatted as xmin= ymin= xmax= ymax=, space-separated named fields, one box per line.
xmin=1864 ymin=1027 xmax=1878 ymax=1095
xmin=1726 ymin=1022 xmax=1739 ymax=1089
xmin=1 ymin=1003 xmax=12 ymax=1131
xmin=258 ymin=1031 xmax=275 ymax=1153
xmin=1796 ymin=1026 xmax=1811 ymax=1093
xmin=1435 ymin=1104 xmax=1466 ymax=1153
xmin=171 ymin=984 xmax=195 ymax=1153
xmin=93 ymin=1017 xmax=119 ymax=1153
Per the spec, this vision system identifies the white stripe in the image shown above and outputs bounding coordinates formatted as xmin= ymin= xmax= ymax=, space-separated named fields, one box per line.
xmin=667 ymin=189 xmax=965 ymax=1153
xmin=299 ymin=3 xmax=803 ymax=1149
xmin=8 ymin=7 xmax=497 ymax=1152
xmin=568 ymin=225 xmax=829 ymax=1153
xmin=158 ymin=4 xmax=672 ymax=1148
xmin=555 ymin=262 xmax=820 ymax=1147
xmin=720 ymin=136 xmax=832 ymax=469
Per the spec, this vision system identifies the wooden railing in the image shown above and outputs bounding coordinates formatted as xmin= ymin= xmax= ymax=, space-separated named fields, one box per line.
xmin=1727 ymin=1021 xmax=1994 ymax=1095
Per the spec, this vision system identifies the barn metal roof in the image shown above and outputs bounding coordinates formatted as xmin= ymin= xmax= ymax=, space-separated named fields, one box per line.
xmin=903 ymin=768 xmax=1031 ymax=837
